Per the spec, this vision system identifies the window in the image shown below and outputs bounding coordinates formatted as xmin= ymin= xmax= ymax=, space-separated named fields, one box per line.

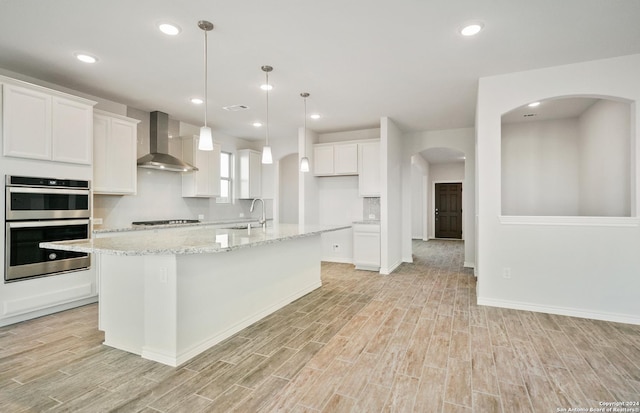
xmin=217 ymin=151 xmax=232 ymax=203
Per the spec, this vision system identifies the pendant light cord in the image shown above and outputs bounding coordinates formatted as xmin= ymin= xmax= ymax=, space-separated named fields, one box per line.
xmin=203 ymin=29 xmax=208 ymax=128
xmin=303 ymin=95 xmax=307 ymax=155
xmin=265 ymin=71 xmax=270 ymax=146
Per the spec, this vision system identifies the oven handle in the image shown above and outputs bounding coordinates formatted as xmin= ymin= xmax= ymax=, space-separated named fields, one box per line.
xmin=8 ymin=187 xmax=90 ymax=195
xmin=7 ymin=219 xmax=90 ymax=229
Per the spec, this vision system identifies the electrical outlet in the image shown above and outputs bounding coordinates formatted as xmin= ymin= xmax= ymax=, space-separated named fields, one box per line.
xmin=502 ymin=267 xmax=512 ymax=279
xmin=368 ymin=214 xmax=375 ymax=219
xmin=239 ymin=212 xmax=245 ymax=218
xmin=93 ymin=217 xmax=103 ymax=225
xmin=333 ymin=244 xmax=340 ymax=251
xmin=198 ymin=214 xmax=204 ymax=220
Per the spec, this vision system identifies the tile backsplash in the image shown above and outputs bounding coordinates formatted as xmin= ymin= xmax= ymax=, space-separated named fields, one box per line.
xmin=363 ymin=197 xmax=380 ymax=220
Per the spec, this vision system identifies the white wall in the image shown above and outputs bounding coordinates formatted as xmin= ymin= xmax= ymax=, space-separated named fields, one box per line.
xmin=317 ymin=176 xmax=360 ymax=262
xmin=578 ymin=99 xmax=631 ymax=216
xmin=501 ymin=118 xmax=581 ymax=216
xmin=381 ymin=117 xmax=403 ymax=274
xmin=402 ymin=128 xmax=476 ymax=268
xmin=299 ymin=128 xmax=319 ymax=226
xmin=318 ymin=128 xmax=380 ymax=143
xmin=428 ymin=162 xmax=465 ymax=239
xmin=476 ymin=53 xmax=640 ymax=324
xmin=410 ymin=158 xmax=426 ymax=239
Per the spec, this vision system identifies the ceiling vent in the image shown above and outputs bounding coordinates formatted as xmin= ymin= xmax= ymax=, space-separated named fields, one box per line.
xmin=223 ymin=104 xmax=250 ymax=112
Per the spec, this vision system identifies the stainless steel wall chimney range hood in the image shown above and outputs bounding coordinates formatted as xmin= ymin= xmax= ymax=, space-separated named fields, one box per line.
xmin=137 ymin=111 xmax=198 ymax=172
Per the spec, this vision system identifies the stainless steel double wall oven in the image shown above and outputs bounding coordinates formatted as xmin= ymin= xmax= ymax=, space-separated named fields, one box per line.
xmin=5 ymin=175 xmax=91 ymax=282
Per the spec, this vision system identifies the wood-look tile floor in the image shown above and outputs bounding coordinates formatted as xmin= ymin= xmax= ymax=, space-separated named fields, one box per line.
xmin=1 ymin=240 xmax=639 ymax=412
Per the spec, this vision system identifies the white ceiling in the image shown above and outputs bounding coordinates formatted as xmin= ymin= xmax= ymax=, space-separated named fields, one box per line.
xmin=1 ymin=0 xmax=639 ymax=146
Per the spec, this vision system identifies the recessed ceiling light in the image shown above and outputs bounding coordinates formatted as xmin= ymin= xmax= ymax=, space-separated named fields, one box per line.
xmin=75 ymin=53 xmax=98 ymax=63
xmin=191 ymin=98 xmax=204 ymax=105
xmin=310 ymin=114 xmax=321 ymax=120
xmin=260 ymin=84 xmax=273 ymax=91
xmin=253 ymin=122 xmax=263 ymax=128
xmin=460 ymin=23 xmax=483 ymax=36
xmin=158 ymin=23 xmax=181 ymax=36
xmin=528 ymin=101 xmax=541 ymax=107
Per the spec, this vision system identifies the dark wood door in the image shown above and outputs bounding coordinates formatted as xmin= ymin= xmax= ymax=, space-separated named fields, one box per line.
xmin=435 ymin=183 xmax=462 ymax=239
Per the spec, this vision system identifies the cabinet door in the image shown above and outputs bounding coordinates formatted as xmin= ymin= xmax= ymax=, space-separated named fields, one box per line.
xmin=353 ymin=227 xmax=381 ymax=270
xmin=313 ymin=145 xmax=334 ymax=175
xmin=108 ymin=118 xmax=137 ymax=194
xmin=93 ymin=114 xmax=137 ymax=195
xmin=358 ymin=141 xmax=381 ymax=196
xmin=52 ymin=97 xmax=93 ymax=164
xmin=92 ymin=114 xmax=110 ymax=192
xmin=248 ymin=150 xmax=261 ymax=198
xmin=238 ymin=149 xmax=261 ymax=199
xmin=182 ymin=138 xmax=220 ymax=198
xmin=334 ymin=143 xmax=358 ymax=175
xmin=2 ymin=84 xmax=52 ymax=160
xmin=196 ymin=142 xmax=221 ymax=197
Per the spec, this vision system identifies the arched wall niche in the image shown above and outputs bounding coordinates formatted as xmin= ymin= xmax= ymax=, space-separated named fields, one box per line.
xmin=500 ymin=95 xmax=635 ymax=217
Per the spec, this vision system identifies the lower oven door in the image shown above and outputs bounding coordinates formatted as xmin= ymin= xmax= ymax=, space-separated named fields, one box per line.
xmin=5 ymin=219 xmax=91 ymax=282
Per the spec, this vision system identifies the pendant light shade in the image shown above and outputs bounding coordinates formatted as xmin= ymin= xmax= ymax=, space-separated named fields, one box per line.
xmin=300 ymin=92 xmax=310 ymax=172
xmin=199 ymin=126 xmax=213 ymax=150
xmin=300 ymin=156 xmax=310 ymax=172
xmin=262 ymin=146 xmax=273 ymax=164
xmin=261 ymin=65 xmax=273 ymax=164
xmin=198 ymin=20 xmax=214 ymax=151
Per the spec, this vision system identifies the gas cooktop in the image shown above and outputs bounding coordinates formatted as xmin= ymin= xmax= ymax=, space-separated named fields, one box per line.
xmin=132 ymin=219 xmax=200 ymax=226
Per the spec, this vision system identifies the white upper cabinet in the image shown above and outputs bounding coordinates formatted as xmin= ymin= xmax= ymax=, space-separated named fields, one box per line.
xmin=313 ymin=145 xmax=334 ymax=176
xmin=182 ymin=136 xmax=221 ymax=198
xmin=358 ymin=141 xmax=381 ymax=196
xmin=2 ymin=81 xmax=95 ymax=164
xmin=3 ymin=84 xmax=52 ymax=160
xmin=313 ymin=142 xmax=358 ymax=176
xmin=93 ymin=110 xmax=139 ymax=195
xmin=238 ymin=149 xmax=261 ymax=199
xmin=52 ymin=97 xmax=94 ymax=164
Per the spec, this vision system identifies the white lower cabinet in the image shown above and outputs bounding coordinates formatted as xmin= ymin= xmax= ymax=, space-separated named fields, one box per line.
xmin=93 ymin=110 xmax=140 ymax=195
xmin=353 ymin=223 xmax=380 ymax=271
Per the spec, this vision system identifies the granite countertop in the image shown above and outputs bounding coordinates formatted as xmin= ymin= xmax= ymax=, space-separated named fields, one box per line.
xmin=92 ymin=218 xmax=260 ymax=234
xmin=352 ymin=220 xmax=380 ymax=225
xmin=42 ymin=223 xmax=351 ymax=256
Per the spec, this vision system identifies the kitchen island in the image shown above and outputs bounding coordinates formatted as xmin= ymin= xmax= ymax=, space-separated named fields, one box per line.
xmin=42 ymin=223 xmax=349 ymax=366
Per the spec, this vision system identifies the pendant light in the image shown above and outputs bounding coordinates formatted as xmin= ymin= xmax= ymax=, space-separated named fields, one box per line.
xmin=261 ymin=65 xmax=273 ymax=164
xmin=300 ymin=92 xmax=310 ymax=172
xmin=198 ymin=20 xmax=214 ymax=151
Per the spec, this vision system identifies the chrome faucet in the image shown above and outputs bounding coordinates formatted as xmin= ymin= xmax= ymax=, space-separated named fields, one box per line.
xmin=250 ymin=198 xmax=267 ymax=230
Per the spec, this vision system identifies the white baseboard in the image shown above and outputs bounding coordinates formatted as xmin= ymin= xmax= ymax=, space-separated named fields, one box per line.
xmin=380 ymin=259 xmax=402 ymax=275
xmin=322 ymin=256 xmax=353 ymax=264
xmin=0 ymin=295 xmax=98 ymax=327
xmin=143 ymin=281 xmax=323 ymax=367
xmin=463 ymin=261 xmax=475 ymax=269
xmin=477 ymin=297 xmax=640 ymax=326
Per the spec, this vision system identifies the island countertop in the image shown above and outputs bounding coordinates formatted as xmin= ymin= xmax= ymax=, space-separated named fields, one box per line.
xmin=41 ymin=223 xmax=350 ymax=256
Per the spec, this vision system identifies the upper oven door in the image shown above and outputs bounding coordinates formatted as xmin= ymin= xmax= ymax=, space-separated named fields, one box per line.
xmin=6 ymin=187 xmax=91 ymax=220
